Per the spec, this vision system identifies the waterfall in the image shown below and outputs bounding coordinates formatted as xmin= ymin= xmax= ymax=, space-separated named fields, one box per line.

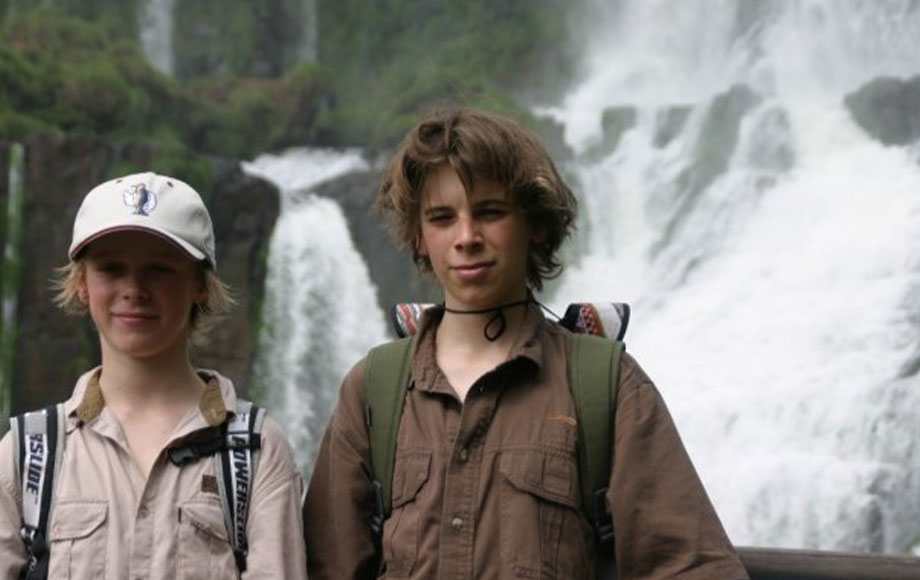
xmin=546 ymin=0 xmax=920 ymax=552
xmin=297 ymin=0 xmax=318 ymax=62
xmin=0 ymin=143 xmax=25 ymax=423
xmin=243 ymin=148 xmax=387 ymax=475
xmin=139 ymin=0 xmax=175 ymax=75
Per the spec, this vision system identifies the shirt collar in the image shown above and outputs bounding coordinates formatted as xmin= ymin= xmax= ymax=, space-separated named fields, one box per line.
xmin=65 ymin=367 xmax=235 ymax=432
xmin=410 ymin=303 xmax=546 ymax=394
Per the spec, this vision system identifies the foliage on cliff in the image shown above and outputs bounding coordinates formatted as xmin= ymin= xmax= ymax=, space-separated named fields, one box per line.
xmin=0 ymin=7 xmax=333 ymax=164
xmin=0 ymin=0 xmax=579 ymax=153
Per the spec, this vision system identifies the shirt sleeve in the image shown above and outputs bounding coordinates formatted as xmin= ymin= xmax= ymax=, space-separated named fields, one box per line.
xmin=243 ymin=416 xmax=308 ymax=580
xmin=303 ymin=359 xmax=380 ymax=580
xmin=0 ymin=431 xmax=27 ymax=579
xmin=608 ymin=353 xmax=749 ymax=580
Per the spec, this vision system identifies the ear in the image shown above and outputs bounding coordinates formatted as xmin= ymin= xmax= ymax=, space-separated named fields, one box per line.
xmin=530 ymin=226 xmax=548 ymax=245
xmin=194 ymin=278 xmax=208 ymax=306
xmin=77 ymin=278 xmax=89 ymax=305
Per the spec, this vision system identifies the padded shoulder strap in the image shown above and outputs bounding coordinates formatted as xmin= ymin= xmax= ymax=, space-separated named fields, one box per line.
xmin=363 ymin=337 xmax=413 ymax=527
xmin=214 ymin=399 xmax=265 ymax=573
xmin=569 ymin=334 xmax=623 ymax=543
xmin=11 ymin=403 xmax=66 ymax=580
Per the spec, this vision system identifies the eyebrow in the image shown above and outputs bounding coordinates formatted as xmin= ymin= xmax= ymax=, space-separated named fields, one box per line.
xmin=422 ymin=206 xmax=452 ymax=217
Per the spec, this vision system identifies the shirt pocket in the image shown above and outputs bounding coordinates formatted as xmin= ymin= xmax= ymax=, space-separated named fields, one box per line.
xmin=177 ymin=497 xmax=238 ymax=580
xmin=48 ymin=500 xmax=108 ymax=579
xmin=499 ymin=449 xmax=592 ymax=580
xmin=381 ymin=450 xmax=431 ymax=578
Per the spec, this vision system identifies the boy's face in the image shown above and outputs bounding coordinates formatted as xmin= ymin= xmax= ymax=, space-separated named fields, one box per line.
xmin=78 ymin=230 xmax=205 ymax=361
xmin=418 ymin=164 xmax=534 ymax=310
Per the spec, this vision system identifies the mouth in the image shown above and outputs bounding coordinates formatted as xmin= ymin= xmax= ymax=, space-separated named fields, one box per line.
xmin=113 ymin=313 xmax=157 ymax=324
xmin=451 ymin=261 xmax=494 ymax=279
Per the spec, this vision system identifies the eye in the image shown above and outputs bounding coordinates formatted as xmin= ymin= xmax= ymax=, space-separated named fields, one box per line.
xmin=149 ymin=263 xmax=177 ymax=274
xmin=475 ymin=205 xmax=509 ymax=220
xmin=94 ymin=261 xmax=125 ymax=274
xmin=425 ymin=210 xmax=454 ymax=224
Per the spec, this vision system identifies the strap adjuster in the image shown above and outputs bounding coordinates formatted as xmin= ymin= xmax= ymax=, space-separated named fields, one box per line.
xmin=370 ymin=480 xmax=386 ymax=537
xmin=592 ymin=488 xmax=614 ymax=544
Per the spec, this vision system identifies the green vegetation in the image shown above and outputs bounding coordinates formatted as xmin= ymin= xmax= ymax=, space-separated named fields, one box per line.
xmin=315 ymin=0 xmax=577 ymax=146
xmin=0 ymin=6 xmax=334 ymax=159
xmin=0 ymin=0 xmax=581 ymax=154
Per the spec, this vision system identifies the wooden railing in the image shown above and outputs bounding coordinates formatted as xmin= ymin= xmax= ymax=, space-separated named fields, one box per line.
xmin=737 ymin=546 xmax=920 ymax=580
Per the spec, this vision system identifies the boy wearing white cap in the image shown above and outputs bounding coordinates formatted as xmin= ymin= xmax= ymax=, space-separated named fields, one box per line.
xmin=0 ymin=173 xmax=307 ymax=579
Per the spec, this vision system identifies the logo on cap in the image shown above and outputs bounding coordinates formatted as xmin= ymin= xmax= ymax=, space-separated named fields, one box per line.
xmin=122 ymin=183 xmax=157 ymax=216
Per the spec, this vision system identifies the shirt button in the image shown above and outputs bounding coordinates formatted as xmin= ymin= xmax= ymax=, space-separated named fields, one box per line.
xmin=138 ymin=506 xmax=150 ymax=519
xmin=458 ymin=448 xmax=469 ymax=462
xmin=450 ymin=517 xmax=463 ymax=530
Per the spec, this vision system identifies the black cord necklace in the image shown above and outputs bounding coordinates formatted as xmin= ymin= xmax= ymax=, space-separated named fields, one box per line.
xmin=443 ymin=297 xmax=533 ymax=341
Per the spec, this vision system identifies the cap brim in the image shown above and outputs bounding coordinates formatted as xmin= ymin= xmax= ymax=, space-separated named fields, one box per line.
xmin=69 ymin=225 xmax=207 ymax=263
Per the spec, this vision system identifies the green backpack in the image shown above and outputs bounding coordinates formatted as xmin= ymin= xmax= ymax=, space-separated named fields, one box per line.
xmin=363 ymin=302 xmax=629 ymax=547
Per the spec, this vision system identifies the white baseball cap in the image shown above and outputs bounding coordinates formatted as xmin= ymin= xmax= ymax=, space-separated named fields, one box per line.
xmin=69 ymin=172 xmax=216 ymax=267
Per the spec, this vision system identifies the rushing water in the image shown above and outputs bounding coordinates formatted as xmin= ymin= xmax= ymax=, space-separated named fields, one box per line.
xmin=0 ymin=143 xmax=25 ymax=423
xmin=545 ymin=0 xmax=920 ymax=552
xmin=242 ymin=149 xmax=388 ymax=476
xmin=138 ymin=0 xmax=175 ymax=75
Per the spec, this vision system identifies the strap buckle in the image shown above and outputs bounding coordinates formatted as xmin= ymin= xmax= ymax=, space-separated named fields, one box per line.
xmin=592 ymin=488 xmax=614 ymax=544
xmin=370 ymin=480 xmax=386 ymax=537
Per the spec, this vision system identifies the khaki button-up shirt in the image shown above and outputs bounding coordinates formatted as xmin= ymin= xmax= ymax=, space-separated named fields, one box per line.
xmin=0 ymin=369 xmax=307 ymax=580
xmin=304 ymin=307 xmax=748 ymax=580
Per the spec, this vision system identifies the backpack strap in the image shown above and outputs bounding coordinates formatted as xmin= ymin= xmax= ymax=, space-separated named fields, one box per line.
xmin=569 ymin=334 xmax=623 ymax=544
xmin=363 ymin=337 xmax=413 ymax=539
xmin=11 ymin=403 xmax=66 ymax=580
xmin=213 ymin=399 xmax=265 ymax=573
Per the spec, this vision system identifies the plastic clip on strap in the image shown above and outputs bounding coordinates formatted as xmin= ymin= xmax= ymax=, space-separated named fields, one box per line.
xmin=593 ymin=488 xmax=614 ymax=544
xmin=167 ymin=426 xmax=225 ymax=466
xmin=371 ymin=480 xmax=386 ymax=538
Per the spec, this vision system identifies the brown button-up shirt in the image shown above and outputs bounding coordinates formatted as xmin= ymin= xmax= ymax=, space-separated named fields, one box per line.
xmin=0 ymin=368 xmax=307 ymax=580
xmin=304 ymin=307 xmax=748 ymax=580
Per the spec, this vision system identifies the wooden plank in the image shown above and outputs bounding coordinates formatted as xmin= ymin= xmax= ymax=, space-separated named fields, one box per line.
xmin=737 ymin=546 xmax=920 ymax=580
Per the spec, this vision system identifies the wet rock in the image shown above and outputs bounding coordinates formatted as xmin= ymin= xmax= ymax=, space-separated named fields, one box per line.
xmin=845 ymin=75 xmax=920 ymax=146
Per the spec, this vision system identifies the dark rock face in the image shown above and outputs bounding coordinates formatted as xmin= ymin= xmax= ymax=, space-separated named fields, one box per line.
xmin=310 ymin=170 xmax=440 ymax=322
xmin=4 ymin=134 xmax=279 ymax=413
xmin=653 ymin=106 xmax=692 ymax=148
xmin=13 ymin=132 xmax=111 ymax=414
xmin=193 ymin=162 xmax=279 ymax=387
xmin=653 ymin=84 xmax=762 ymax=253
xmin=584 ymin=105 xmax=638 ymax=160
xmin=845 ymin=76 xmax=920 ymax=147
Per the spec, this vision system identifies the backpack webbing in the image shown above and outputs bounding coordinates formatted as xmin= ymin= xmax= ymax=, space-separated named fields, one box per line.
xmin=213 ymin=400 xmax=266 ymax=573
xmin=363 ymin=333 xmax=623 ymax=542
xmin=10 ymin=404 xmax=65 ymax=580
xmin=569 ymin=334 xmax=623 ymax=542
xmin=363 ymin=336 xmax=414 ymax=534
xmin=12 ymin=399 xmax=263 ymax=578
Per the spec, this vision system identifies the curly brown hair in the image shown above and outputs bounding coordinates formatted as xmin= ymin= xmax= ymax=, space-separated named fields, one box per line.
xmin=375 ymin=108 xmax=577 ymax=291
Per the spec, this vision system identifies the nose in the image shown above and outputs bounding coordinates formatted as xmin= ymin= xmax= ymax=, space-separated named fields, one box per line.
xmin=121 ymin=270 xmax=150 ymax=301
xmin=454 ymin=215 xmax=483 ymax=251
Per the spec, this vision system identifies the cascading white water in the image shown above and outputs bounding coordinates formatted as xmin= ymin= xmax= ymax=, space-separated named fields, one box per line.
xmin=0 ymin=143 xmax=25 ymax=422
xmin=297 ymin=0 xmax=318 ymax=62
xmin=548 ymin=0 xmax=920 ymax=553
xmin=138 ymin=0 xmax=175 ymax=75
xmin=243 ymin=149 xmax=388 ymax=475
